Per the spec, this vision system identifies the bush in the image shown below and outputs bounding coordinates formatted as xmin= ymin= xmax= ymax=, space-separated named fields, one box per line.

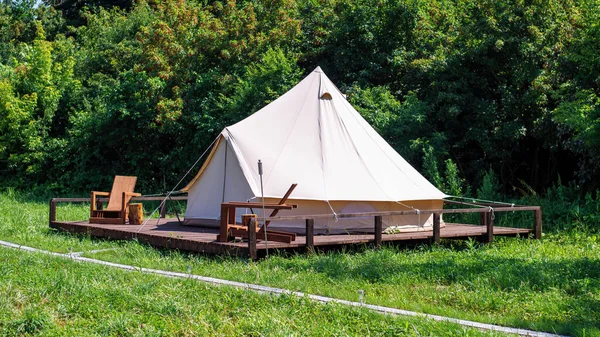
xmin=477 ymin=169 xmax=501 ymax=201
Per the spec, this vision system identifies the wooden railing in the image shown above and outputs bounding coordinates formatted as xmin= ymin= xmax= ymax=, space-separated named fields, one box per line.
xmin=265 ymin=201 xmax=542 ymax=251
xmin=48 ymin=196 xmax=187 ymax=226
xmin=50 ymin=197 xmax=541 ymax=259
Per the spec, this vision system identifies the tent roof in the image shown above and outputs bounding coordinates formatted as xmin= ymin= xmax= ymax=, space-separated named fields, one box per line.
xmin=184 ymin=67 xmax=446 ymax=202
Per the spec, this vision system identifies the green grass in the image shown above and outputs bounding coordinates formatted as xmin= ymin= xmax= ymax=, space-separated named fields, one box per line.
xmin=0 ymin=247 xmax=504 ymax=336
xmin=83 ymin=236 xmax=600 ymax=336
xmin=2 ymin=190 xmax=599 ymax=336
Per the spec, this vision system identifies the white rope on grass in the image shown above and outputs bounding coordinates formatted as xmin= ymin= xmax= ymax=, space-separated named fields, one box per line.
xmin=0 ymin=239 xmax=567 ymax=337
xmin=67 ymin=248 xmax=120 ymax=257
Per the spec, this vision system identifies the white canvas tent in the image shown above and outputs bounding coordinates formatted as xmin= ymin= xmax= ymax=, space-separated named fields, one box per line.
xmin=182 ymin=67 xmax=447 ymax=234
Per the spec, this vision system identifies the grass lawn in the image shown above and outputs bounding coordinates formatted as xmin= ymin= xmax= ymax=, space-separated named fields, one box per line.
xmin=1 ymin=190 xmax=599 ymax=336
xmin=0 ymin=247 xmax=505 ymax=336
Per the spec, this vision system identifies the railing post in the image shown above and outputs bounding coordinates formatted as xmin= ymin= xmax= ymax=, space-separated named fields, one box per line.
xmin=248 ymin=217 xmax=257 ymax=260
xmin=160 ymin=200 xmax=167 ymax=218
xmin=432 ymin=213 xmax=440 ymax=244
xmin=480 ymin=212 xmax=487 ymax=227
xmin=478 ymin=210 xmax=487 ymax=243
xmin=485 ymin=211 xmax=494 ymax=243
xmin=374 ymin=216 xmax=382 ymax=249
xmin=534 ymin=208 xmax=542 ymax=239
xmin=218 ymin=204 xmax=229 ymax=242
xmin=305 ymin=219 xmax=314 ymax=253
xmin=49 ymin=198 xmax=57 ymax=228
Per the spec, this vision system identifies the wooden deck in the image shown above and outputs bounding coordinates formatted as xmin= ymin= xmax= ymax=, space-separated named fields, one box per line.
xmin=50 ymin=218 xmax=533 ymax=258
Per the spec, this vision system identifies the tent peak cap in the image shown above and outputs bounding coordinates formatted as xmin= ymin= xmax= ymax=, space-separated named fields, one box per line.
xmin=313 ymin=66 xmax=324 ymax=73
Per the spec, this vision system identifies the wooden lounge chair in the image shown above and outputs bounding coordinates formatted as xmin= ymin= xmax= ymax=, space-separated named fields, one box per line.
xmin=90 ymin=176 xmax=141 ymax=224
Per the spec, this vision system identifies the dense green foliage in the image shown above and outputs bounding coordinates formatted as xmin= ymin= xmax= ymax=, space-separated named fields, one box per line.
xmin=3 ymin=3 xmax=599 ymax=333
xmin=1 ymin=0 xmax=599 ymax=198
xmin=1 ymin=191 xmax=599 ymax=336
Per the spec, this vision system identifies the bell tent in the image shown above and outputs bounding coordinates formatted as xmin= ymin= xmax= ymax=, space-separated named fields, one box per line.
xmin=182 ymin=67 xmax=447 ymax=233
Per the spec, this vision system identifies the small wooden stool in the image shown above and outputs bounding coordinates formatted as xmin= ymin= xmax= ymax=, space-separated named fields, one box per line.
xmin=128 ymin=203 xmax=143 ymax=225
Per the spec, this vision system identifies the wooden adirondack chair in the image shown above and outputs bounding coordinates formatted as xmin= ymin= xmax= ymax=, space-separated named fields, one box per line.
xmin=90 ymin=176 xmax=141 ymax=224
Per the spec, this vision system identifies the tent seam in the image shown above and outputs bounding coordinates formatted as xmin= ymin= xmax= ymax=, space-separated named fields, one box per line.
xmin=264 ymin=75 xmax=319 ymax=186
xmin=223 ymin=129 xmax=260 ymax=197
xmin=331 ymin=99 xmax=424 ymax=220
xmin=339 ymin=97 xmax=445 ymax=199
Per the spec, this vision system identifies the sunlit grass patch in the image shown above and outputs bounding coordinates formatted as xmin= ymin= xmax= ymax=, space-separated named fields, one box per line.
xmin=1 ymin=190 xmax=599 ymax=336
xmin=0 ymin=247 xmax=505 ymax=336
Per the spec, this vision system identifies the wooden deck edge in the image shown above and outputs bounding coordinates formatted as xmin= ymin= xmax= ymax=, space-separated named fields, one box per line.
xmin=50 ymin=220 xmax=534 ymax=256
xmin=50 ymin=221 xmax=248 ymax=257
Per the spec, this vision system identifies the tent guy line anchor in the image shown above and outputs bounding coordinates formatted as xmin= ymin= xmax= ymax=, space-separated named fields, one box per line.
xmin=258 ymin=159 xmax=268 ymax=256
xmin=0 ymin=239 xmax=565 ymax=337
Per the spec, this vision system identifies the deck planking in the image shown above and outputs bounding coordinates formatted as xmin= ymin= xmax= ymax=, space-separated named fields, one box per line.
xmin=50 ymin=218 xmax=533 ymax=257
